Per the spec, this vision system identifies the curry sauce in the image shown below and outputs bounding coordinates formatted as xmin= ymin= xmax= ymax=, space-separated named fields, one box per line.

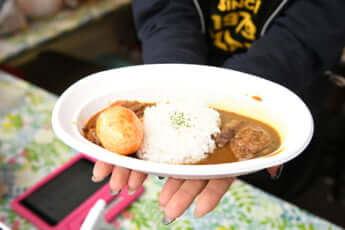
xmin=83 ymin=100 xmax=281 ymax=164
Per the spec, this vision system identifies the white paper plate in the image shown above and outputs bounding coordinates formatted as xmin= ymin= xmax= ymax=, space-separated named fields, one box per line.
xmin=52 ymin=64 xmax=313 ymax=179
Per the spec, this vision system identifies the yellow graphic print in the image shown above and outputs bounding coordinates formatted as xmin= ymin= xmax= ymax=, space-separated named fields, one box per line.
xmin=210 ymin=30 xmax=228 ymax=51
xmin=224 ymin=30 xmax=243 ymax=52
xmin=217 ymin=0 xmax=231 ymax=11
xmin=235 ymin=11 xmax=256 ymax=40
xmin=224 ymin=13 xmax=239 ymax=27
xmin=211 ymin=14 xmax=223 ymax=30
xmin=218 ymin=0 xmax=261 ymax=14
xmin=211 ymin=0 xmax=261 ymax=53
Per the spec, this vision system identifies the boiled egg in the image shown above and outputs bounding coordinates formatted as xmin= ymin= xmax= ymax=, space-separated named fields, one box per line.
xmin=96 ymin=106 xmax=143 ymax=155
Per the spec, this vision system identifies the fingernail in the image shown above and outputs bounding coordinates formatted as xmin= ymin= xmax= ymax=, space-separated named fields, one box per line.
xmin=91 ymin=175 xmax=103 ymax=183
xmin=194 ymin=210 xmax=204 ymax=219
xmin=127 ymin=189 xmax=136 ymax=195
xmin=272 ymin=165 xmax=284 ymax=180
xmin=158 ymin=176 xmax=165 ymax=180
xmin=110 ymin=188 xmax=120 ymax=196
xmin=162 ymin=216 xmax=175 ymax=225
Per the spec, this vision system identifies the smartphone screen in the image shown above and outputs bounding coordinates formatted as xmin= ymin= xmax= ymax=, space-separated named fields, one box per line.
xmin=20 ymin=158 xmax=108 ymax=226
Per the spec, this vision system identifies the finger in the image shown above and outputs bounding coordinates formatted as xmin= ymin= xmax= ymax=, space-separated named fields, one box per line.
xmin=164 ymin=180 xmax=207 ymax=221
xmin=159 ymin=178 xmax=185 ymax=207
xmin=128 ymin=171 xmax=147 ymax=191
xmin=194 ymin=178 xmax=235 ymax=218
xmin=109 ymin=166 xmax=130 ymax=194
xmin=92 ymin=161 xmax=113 ymax=182
xmin=267 ymin=165 xmax=284 ymax=179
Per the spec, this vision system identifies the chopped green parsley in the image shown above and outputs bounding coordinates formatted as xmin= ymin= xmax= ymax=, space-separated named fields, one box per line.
xmin=169 ymin=111 xmax=193 ymax=129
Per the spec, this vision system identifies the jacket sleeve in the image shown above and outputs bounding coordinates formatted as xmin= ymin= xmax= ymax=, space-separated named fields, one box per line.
xmin=132 ymin=0 xmax=208 ymax=64
xmin=223 ymin=0 xmax=345 ymax=95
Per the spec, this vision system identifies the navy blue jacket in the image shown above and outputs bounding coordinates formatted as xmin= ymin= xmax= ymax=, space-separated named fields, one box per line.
xmin=132 ymin=0 xmax=345 ymax=110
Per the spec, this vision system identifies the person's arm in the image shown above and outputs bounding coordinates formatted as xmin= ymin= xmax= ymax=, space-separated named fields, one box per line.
xmin=132 ymin=0 xmax=208 ymax=64
xmin=224 ymin=0 xmax=345 ymax=96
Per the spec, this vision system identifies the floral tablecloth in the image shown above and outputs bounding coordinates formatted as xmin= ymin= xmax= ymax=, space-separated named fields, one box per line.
xmin=0 ymin=71 xmax=343 ymax=230
xmin=0 ymin=0 xmax=129 ymax=63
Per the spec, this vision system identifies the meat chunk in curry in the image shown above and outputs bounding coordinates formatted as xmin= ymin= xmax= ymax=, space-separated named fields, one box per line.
xmin=230 ymin=126 xmax=271 ymax=161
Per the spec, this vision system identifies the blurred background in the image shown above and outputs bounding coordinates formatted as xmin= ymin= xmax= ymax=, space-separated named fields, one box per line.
xmin=0 ymin=0 xmax=344 ymax=227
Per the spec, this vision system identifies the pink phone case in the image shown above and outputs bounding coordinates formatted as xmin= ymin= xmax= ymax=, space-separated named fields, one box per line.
xmin=11 ymin=154 xmax=144 ymax=230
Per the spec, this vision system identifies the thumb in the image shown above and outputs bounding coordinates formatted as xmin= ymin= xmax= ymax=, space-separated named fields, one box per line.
xmin=267 ymin=165 xmax=283 ymax=180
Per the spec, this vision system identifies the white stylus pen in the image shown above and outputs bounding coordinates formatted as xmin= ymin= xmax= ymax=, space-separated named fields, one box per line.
xmin=80 ymin=199 xmax=106 ymax=230
xmin=0 ymin=221 xmax=10 ymax=230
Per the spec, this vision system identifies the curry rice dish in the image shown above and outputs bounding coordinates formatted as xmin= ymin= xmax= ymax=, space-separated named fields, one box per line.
xmin=83 ymin=100 xmax=281 ymax=164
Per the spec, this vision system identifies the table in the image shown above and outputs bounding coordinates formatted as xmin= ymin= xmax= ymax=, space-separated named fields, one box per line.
xmin=0 ymin=71 xmax=343 ymax=230
xmin=0 ymin=0 xmax=129 ymax=64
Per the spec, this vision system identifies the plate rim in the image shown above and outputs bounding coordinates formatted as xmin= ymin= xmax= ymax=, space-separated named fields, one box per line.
xmin=52 ymin=64 xmax=314 ymax=178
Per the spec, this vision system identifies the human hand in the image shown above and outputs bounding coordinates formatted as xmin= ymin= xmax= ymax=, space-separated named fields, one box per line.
xmin=159 ymin=177 xmax=235 ymax=224
xmin=92 ymin=161 xmax=147 ymax=195
xmin=158 ymin=164 xmax=282 ymax=224
xmin=92 ymin=161 xmax=283 ymax=224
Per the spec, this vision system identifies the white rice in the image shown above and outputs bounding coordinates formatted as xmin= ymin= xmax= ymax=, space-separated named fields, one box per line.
xmin=137 ymin=100 xmax=221 ymax=164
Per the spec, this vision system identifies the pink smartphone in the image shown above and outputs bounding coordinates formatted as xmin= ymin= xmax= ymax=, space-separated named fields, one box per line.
xmin=11 ymin=154 xmax=144 ymax=230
